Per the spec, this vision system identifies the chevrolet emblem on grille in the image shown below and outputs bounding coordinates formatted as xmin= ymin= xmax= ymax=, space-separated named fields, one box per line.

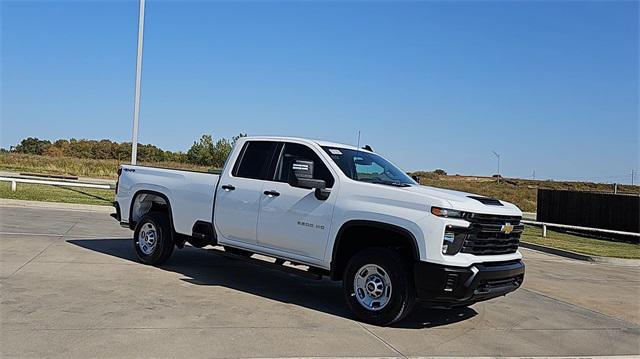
xmin=501 ymin=223 xmax=514 ymax=234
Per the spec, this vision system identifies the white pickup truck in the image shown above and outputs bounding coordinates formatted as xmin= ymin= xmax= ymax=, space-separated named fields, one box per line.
xmin=113 ymin=136 xmax=525 ymax=325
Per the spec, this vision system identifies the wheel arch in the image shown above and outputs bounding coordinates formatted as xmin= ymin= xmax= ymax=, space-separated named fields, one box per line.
xmin=330 ymin=220 xmax=420 ymax=280
xmin=129 ymin=190 xmax=175 ymax=232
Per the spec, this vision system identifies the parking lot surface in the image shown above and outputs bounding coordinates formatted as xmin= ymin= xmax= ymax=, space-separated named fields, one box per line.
xmin=1 ymin=205 xmax=639 ymax=358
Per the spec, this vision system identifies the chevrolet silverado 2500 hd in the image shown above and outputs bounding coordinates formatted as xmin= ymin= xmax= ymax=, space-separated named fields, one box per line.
xmin=112 ymin=136 xmax=525 ymax=325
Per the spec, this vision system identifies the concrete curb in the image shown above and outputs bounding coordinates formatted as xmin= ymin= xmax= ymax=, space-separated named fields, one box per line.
xmin=0 ymin=198 xmax=112 ymax=213
xmin=520 ymin=241 xmax=640 ymax=267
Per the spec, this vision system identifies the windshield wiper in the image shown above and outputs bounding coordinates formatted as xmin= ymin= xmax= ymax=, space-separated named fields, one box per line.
xmin=370 ymin=180 xmax=412 ymax=187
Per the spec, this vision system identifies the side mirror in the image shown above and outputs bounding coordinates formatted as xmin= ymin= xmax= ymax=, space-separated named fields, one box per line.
xmin=290 ymin=159 xmax=326 ymax=190
xmin=411 ymin=175 xmax=421 ymax=183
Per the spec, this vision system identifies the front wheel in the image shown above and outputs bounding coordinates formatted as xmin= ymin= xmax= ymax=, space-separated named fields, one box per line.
xmin=343 ymin=248 xmax=416 ymax=326
xmin=133 ymin=212 xmax=174 ymax=265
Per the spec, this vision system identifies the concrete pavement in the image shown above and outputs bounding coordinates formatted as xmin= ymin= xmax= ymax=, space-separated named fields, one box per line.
xmin=1 ymin=205 xmax=638 ymax=358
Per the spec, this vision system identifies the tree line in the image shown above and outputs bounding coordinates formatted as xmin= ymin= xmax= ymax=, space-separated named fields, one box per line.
xmin=8 ymin=134 xmax=246 ymax=168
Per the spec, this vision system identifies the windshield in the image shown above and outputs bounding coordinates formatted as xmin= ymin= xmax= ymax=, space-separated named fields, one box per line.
xmin=322 ymin=147 xmax=416 ymax=187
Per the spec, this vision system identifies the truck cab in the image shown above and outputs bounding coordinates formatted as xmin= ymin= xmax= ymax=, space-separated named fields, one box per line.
xmin=114 ymin=136 xmax=525 ymax=325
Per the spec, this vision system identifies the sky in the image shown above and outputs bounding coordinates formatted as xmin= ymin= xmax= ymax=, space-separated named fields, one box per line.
xmin=1 ymin=0 xmax=638 ymax=183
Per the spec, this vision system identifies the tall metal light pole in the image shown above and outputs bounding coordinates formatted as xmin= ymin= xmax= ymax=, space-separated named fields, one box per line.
xmin=492 ymin=150 xmax=501 ymax=179
xmin=131 ymin=0 xmax=146 ymax=165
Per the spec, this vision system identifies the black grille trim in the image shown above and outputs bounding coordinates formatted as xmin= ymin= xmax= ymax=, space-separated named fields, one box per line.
xmin=456 ymin=213 xmax=523 ymax=255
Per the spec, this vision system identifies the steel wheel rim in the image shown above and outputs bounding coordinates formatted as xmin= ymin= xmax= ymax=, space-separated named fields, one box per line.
xmin=353 ymin=264 xmax=392 ymax=311
xmin=138 ymin=222 xmax=157 ymax=255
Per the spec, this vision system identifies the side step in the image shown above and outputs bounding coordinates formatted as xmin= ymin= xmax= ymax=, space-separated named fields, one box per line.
xmin=206 ymin=247 xmax=328 ymax=281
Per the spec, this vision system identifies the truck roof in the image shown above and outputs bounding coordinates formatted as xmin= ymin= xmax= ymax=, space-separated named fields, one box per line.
xmin=243 ymin=136 xmax=371 ymax=152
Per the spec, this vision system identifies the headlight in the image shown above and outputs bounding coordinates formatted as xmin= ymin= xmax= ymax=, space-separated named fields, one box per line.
xmin=431 ymin=206 xmax=465 ymax=218
xmin=442 ymin=232 xmax=456 ymax=254
xmin=442 ymin=227 xmax=467 ymax=255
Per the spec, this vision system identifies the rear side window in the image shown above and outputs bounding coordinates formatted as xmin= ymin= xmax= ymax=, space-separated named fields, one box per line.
xmin=233 ymin=141 xmax=278 ymax=180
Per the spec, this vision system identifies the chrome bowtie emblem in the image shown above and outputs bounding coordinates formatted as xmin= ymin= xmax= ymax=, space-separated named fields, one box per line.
xmin=501 ymin=223 xmax=514 ymax=234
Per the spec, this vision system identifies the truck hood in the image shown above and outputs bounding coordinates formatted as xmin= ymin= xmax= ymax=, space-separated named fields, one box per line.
xmin=404 ymin=185 xmax=522 ymax=216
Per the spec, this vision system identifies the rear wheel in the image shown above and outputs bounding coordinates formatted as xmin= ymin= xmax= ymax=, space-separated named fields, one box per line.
xmin=343 ymin=248 xmax=416 ymax=326
xmin=223 ymin=246 xmax=253 ymax=257
xmin=133 ymin=212 xmax=174 ymax=265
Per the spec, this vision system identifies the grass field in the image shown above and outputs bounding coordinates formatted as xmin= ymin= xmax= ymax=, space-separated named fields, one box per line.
xmin=521 ymin=225 xmax=639 ymax=259
xmin=0 ymin=181 xmax=114 ymax=206
xmin=0 ymin=153 xmax=211 ymax=179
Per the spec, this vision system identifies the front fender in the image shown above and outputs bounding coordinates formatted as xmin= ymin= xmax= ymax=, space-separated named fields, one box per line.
xmin=325 ymin=210 xmax=428 ymax=264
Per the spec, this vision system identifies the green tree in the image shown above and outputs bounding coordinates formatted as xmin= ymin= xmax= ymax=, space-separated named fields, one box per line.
xmin=163 ymin=150 xmax=186 ymax=163
xmin=212 ymin=138 xmax=232 ymax=168
xmin=11 ymin=133 xmax=244 ymax=165
xmin=68 ymin=139 xmax=93 ymax=158
xmin=115 ymin=142 xmax=132 ymax=161
xmin=44 ymin=139 xmax=70 ymax=156
xmin=187 ymin=134 xmax=215 ymax=165
xmin=15 ymin=137 xmax=51 ymax=155
xmin=93 ymin=140 xmax=115 ymax=159
xmin=138 ymin=144 xmax=165 ymax=162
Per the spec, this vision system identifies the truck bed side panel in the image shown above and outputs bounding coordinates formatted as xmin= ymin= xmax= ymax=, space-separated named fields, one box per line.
xmin=117 ymin=166 xmax=219 ymax=235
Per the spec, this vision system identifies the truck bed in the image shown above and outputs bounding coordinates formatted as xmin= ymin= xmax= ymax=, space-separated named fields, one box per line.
xmin=116 ymin=165 xmax=219 ymax=235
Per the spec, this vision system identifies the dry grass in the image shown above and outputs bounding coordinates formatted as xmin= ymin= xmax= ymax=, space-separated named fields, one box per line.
xmin=415 ymin=173 xmax=639 ymax=212
xmin=0 ymin=153 xmax=212 ymax=179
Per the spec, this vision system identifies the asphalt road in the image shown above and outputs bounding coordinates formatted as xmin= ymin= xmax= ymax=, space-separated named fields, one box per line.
xmin=1 ymin=205 xmax=639 ymax=358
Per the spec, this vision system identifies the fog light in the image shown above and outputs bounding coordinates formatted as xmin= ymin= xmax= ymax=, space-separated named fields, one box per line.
xmin=444 ymin=273 xmax=459 ymax=292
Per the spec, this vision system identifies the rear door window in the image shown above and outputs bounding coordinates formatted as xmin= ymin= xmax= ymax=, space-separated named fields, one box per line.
xmin=233 ymin=141 xmax=279 ymax=180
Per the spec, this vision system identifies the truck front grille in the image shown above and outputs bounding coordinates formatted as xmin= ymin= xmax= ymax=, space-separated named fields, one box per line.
xmin=460 ymin=214 xmax=523 ymax=255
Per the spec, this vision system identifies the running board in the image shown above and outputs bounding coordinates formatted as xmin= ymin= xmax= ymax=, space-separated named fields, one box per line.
xmin=206 ymin=247 xmax=328 ymax=281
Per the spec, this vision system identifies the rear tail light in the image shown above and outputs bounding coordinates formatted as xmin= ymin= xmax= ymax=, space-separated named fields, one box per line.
xmin=115 ymin=167 xmax=122 ymax=194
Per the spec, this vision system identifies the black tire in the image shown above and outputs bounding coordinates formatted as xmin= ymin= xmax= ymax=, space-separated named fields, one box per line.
xmin=187 ymin=237 xmax=210 ymax=248
xmin=343 ymin=248 xmax=416 ymax=326
xmin=223 ymin=246 xmax=253 ymax=257
xmin=133 ymin=212 xmax=174 ymax=265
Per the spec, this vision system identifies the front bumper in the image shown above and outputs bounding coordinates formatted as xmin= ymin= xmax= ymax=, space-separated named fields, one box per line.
xmin=414 ymin=259 xmax=524 ymax=307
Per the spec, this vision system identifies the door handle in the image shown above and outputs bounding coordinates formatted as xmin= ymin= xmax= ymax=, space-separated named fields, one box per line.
xmin=221 ymin=184 xmax=235 ymax=191
xmin=263 ymin=190 xmax=280 ymax=197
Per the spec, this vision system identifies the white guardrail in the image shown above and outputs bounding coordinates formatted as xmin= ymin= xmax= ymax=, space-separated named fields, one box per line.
xmin=0 ymin=176 xmax=113 ymax=191
xmin=522 ymin=220 xmax=640 ymax=238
